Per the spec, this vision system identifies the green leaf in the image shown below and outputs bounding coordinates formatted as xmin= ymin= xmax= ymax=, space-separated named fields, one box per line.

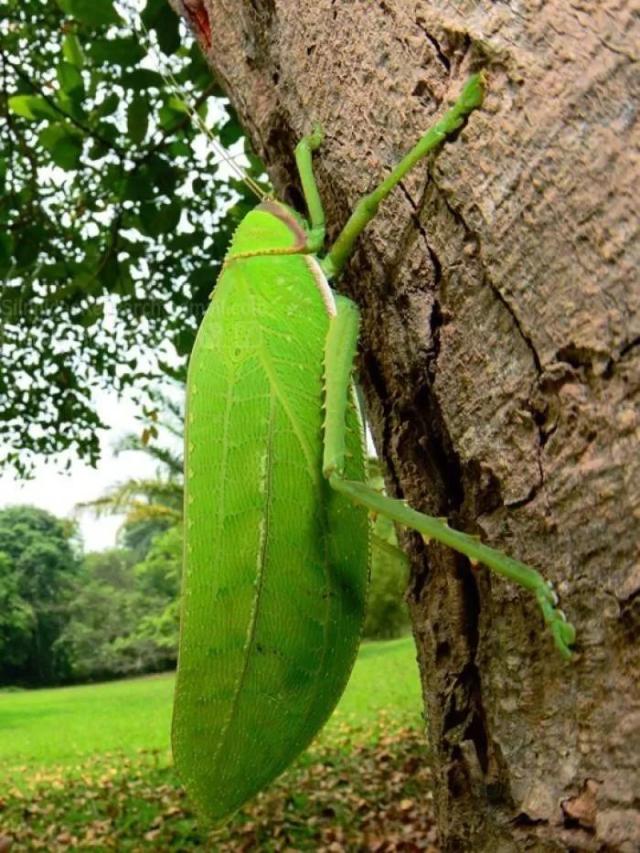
xmin=147 ymin=155 xmax=178 ymax=195
xmin=168 ymin=139 xmax=191 ymax=158
xmin=88 ymin=36 xmax=145 ymax=67
xmin=168 ymin=94 xmax=188 ymax=112
xmin=187 ymin=41 xmax=217 ymax=89
xmin=141 ymin=0 xmax=165 ymax=26
xmin=57 ymin=61 xmax=84 ymax=95
xmin=62 ymin=33 xmax=85 ymax=67
xmin=98 ymin=253 xmax=119 ymax=290
xmin=127 ymin=96 xmax=149 ymax=145
xmin=59 ymin=0 xmax=123 ymax=27
xmin=190 ymin=264 xmax=215 ymax=292
xmin=15 ymin=225 xmax=46 ymax=267
xmin=86 ymin=140 xmax=109 ymax=160
xmin=153 ymin=3 xmax=180 ymax=56
xmin=39 ymin=261 xmax=69 ymax=281
xmin=8 ymin=95 xmax=59 ymax=121
xmin=123 ymin=168 xmax=154 ymax=202
xmin=158 ymin=105 xmax=184 ymax=132
xmin=56 ymin=88 xmax=85 ymax=121
xmin=120 ymin=68 xmax=165 ymax=90
xmin=95 ymin=92 xmax=119 ymax=117
xmin=39 ymin=124 xmax=83 ymax=170
xmin=115 ymin=265 xmax=135 ymax=296
xmin=173 ymin=328 xmax=195 ymax=356
xmin=219 ymin=116 xmax=243 ymax=148
xmin=245 ymin=147 xmax=265 ymax=175
xmin=0 ymin=232 xmax=14 ymax=273
xmin=79 ymin=304 xmax=103 ymax=328
xmin=142 ymin=0 xmax=180 ymax=55
xmin=139 ymin=201 xmax=181 ymax=237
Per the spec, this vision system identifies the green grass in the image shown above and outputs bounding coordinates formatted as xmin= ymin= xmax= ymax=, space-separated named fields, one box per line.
xmin=1 ymin=636 xmax=433 ymax=850
xmin=0 ymin=635 xmax=422 ymax=774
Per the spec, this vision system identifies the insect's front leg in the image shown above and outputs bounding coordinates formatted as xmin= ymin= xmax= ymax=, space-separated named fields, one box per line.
xmin=321 ymin=298 xmax=576 ymax=660
xmin=321 ymin=73 xmax=485 ymax=278
xmin=295 ymin=124 xmax=326 ymax=253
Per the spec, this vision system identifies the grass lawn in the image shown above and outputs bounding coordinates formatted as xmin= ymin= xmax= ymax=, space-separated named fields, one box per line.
xmin=0 ymin=635 xmax=422 ymax=775
xmin=0 ymin=636 xmax=436 ymax=850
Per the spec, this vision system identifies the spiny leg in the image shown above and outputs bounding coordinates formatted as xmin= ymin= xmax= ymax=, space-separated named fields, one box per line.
xmin=332 ymin=478 xmax=576 ymax=659
xmin=322 ymin=296 xmax=576 ymax=660
xmin=294 ymin=124 xmax=326 ymax=253
xmin=321 ymin=73 xmax=485 ymax=279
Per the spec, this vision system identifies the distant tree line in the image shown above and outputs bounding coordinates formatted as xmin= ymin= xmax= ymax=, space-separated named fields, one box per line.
xmin=0 ymin=504 xmax=181 ymax=686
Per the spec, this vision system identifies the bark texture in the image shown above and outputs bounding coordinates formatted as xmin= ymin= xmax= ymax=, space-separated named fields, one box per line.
xmin=171 ymin=1 xmax=640 ymax=849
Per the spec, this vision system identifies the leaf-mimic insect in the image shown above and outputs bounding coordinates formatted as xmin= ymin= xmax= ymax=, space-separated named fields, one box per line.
xmin=172 ymin=73 xmax=576 ymax=824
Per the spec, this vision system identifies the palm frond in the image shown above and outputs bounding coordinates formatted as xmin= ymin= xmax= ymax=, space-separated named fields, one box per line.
xmin=113 ymin=433 xmax=183 ymax=477
xmin=124 ymin=502 xmax=182 ymax=526
xmin=77 ymin=479 xmax=183 ymax=518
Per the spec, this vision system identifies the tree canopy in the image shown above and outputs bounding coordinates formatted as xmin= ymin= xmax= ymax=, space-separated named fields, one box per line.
xmin=0 ymin=504 xmax=80 ymax=683
xmin=57 ymin=532 xmax=181 ymax=680
xmin=1 ymin=0 xmax=265 ymax=473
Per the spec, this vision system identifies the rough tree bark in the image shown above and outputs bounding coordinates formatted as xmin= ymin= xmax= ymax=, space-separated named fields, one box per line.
xmin=169 ymin=1 xmax=639 ymax=849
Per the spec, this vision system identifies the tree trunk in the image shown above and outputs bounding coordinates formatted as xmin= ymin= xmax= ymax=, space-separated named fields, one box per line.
xmin=170 ymin=1 xmax=640 ymax=848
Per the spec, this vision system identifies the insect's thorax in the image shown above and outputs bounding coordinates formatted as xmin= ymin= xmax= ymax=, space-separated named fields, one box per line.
xmin=217 ymin=199 xmax=336 ymax=334
xmin=226 ymin=200 xmax=309 ymax=259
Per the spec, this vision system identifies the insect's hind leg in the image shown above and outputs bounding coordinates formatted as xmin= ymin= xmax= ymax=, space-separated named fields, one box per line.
xmin=295 ymin=125 xmax=326 ymax=253
xmin=329 ymin=476 xmax=576 ymax=659
xmin=321 ymin=295 xmax=576 ymax=661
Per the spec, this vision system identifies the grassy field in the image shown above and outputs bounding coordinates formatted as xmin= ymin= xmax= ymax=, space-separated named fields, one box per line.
xmin=0 ymin=636 xmax=437 ymax=850
xmin=0 ymin=635 xmax=422 ymax=774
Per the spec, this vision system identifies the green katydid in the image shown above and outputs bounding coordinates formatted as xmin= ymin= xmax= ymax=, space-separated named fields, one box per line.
xmin=173 ymin=72 xmax=576 ymax=825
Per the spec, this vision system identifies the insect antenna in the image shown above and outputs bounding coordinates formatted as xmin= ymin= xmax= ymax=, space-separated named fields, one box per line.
xmin=125 ymin=1 xmax=266 ymax=200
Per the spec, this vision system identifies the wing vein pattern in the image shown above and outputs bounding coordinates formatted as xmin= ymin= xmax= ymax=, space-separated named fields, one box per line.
xmin=207 ymin=387 xmax=276 ymax=770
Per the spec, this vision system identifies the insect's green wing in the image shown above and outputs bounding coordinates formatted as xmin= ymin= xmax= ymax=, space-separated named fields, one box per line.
xmin=173 ymin=218 xmax=369 ymax=823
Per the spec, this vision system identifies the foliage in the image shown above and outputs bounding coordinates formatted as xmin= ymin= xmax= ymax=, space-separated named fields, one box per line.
xmin=0 ymin=502 xmax=179 ymax=686
xmin=364 ymin=513 xmax=411 ymax=640
xmin=82 ymin=546 xmax=134 ymax=587
xmin=0 ymin=496 xmax=181 ymax=687
xmin=54 ymin=547 xmax=139 ymax=680
xmin=124 ymin=523 xmax=182 ymax=662
xmin=57 ymin=531 xmax=181 ymax=680
xmin=0 ymin=552 xmax=34 ymax=669
xmin=0 ymin=505 xmax=80 ymax=685
xmin=0 ymin=0 xmax=266 ymax=472
xmin=363 ymin=459 xmax=411 ymax=640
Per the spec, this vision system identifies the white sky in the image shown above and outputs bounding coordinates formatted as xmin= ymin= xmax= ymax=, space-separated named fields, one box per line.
xmin=0 ymin=389 xmax=163 ymax=552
